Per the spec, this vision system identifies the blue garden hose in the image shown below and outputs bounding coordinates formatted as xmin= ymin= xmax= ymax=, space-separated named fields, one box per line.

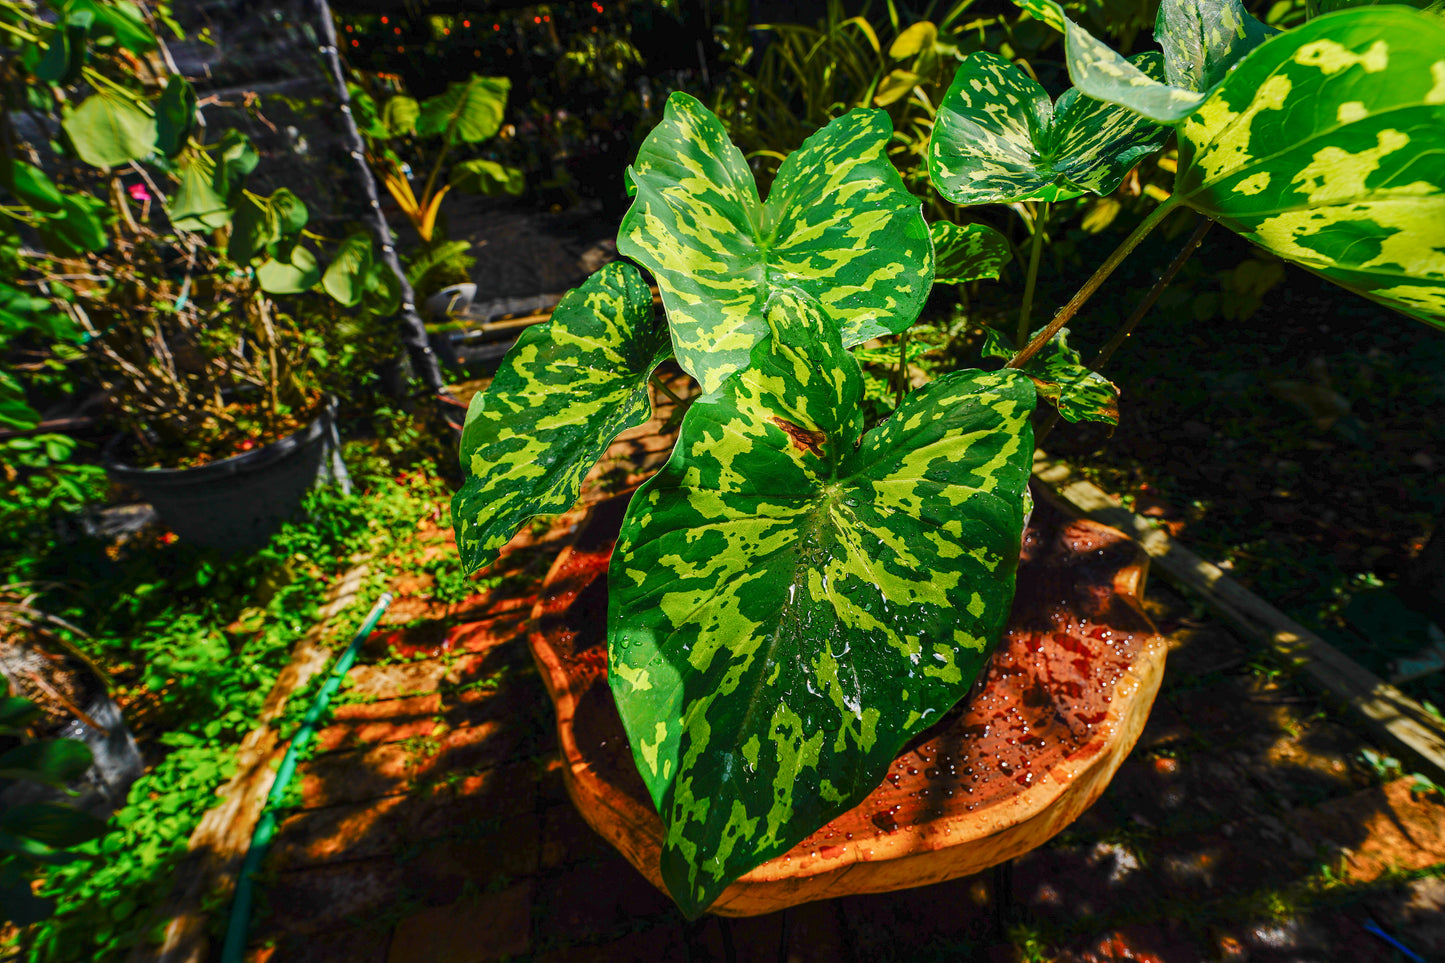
xmin=219 ymin=591 xmax=393 ymax=963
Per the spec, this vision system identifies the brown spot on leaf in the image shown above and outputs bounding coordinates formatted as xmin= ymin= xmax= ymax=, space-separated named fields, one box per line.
xmin=771 ymin=417 xmax=826 ymax=458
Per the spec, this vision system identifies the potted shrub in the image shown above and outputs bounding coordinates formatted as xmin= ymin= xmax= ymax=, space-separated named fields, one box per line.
xmin=455 ymin=0 xmax=1444 ymax=918
xmin=0 ymin=0 xmax=399 ymax=550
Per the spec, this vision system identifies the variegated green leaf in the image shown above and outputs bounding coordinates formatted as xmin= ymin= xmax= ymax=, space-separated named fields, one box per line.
xmin=1155 ymin=0 xmax=1276 ymax=92
xmin=1174 ymin=7 xmax=1445 ymax=325
xmin=452 ymin=262 xmax=671 ymax=572
xmin=1010 ymin=0 xmax=1274 ymax=123
xmin=930 ymin=221 xmax=1013 ymax=284
xmin=609 ymin=291 xmax=1036 ymax=917
xmin=929 ymin=51 xmax=1171 ymax=205
xmin=983 ymin=326 xmax=1120 ymax=425
xmin=618 ymin=92 xmax=932 ymax=394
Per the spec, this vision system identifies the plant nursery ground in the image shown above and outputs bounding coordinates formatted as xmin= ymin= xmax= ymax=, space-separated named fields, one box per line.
xmin=218 ymin=382 xmax=1445 ymax=963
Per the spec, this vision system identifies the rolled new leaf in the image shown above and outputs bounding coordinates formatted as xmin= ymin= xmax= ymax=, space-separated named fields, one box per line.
xmin=619 ymin=92 xmax=932 ymax=393
xmin=1174 ymin=7 xmax=1445 ymax=324
xmin=929 ymin=50 xmax=1171 ymax=205
xmin=452 ymin=262 xmax=672 ymax=572
xmin=609 ymin=290 xmax=1036 ymax=917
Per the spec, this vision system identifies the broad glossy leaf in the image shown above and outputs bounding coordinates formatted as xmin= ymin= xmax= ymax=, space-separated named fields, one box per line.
xmin=4 ymin=161 xmax=64 ymax=214
xmin=34 ymin=10 xmax=89 ymax=85
xmin=257 ymin=246 xmax=319 ymax=294
xmin=269 ymin=188 xmax=308 ymax=237
xmin=890 ymin=21 xmax=938 ymax=58
xmin=62 ymin=90 xmax=156 ymax=169
xmin=1308 ymin=0 xmax=1439 ymax=14
xmin=383 ymin=95 xmax=420 ymax=137
xmin=211 ymin=130 xmax=258 ymax=202
xmin=226 ymin=193 xmax=276 ymax=264
xmin=1 ymin=370 xmax=41 ymax=430
xmin=416 ymin=75 xmax=510 ymax=145
xmin=155 ymin=76 xmax=196 ymax=157
xmin=363 ymin=260 xmax=401 ymax=316
xmin=930 ymin=51 xmax=1170 ymax=205
xmin=1174 ymin=8 xmax=1445 ymax=324
xmin=322 ymin=233 xmax=374 ymax=307
xmin=619 ymin=92 xmax=932 ymax=393
xmin=609 ymin=292 xmax=1036 ymax=917
xmin=170 ymin=152 xmax=229 ymax=232
xmin=347 ymin=84 xmax=390 ymax=140
xmin=1011 ymin=0 xmax=1272 ymax=123
xmin=35 ymin=192 xmax=107 ymax=255
xmin=66 ymin=0 xmax=155 ymax=52
xmin=449 ymin=158 xmax=525 ymax=196
xmin=930 ymin=220 xmax=1012 ymax=283
xmin=1156 ymin=0 xmax=1275 ymax=92
xmin=452 ymin=262 xmax=671 ymax=572
xmin=983 ymin=326 xmax=1119 ymax=424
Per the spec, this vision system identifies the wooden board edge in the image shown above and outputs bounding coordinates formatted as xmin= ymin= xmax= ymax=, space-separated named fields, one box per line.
xmin=1033 ymin=450 xmax=1445 ymax=784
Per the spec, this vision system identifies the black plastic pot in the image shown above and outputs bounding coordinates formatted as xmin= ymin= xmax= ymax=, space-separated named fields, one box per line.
xmin=104 ymin=399 xmax=349 ymax=554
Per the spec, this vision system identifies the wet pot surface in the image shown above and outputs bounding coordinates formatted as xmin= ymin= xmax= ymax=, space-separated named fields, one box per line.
xmin=529 ymin=481 xmax=1167 ymax=916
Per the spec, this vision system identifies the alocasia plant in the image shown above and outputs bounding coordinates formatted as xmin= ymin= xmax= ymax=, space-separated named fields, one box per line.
xmin=455 ymin=0 xmax=1445 ymax=917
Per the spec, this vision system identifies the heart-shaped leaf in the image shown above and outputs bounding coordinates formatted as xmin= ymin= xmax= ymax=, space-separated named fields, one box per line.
xmin=269 ymin=188 xmax=308 ymax=237
xmin=62 ymin=90 xmax=156 ymax=169
xmin=417 ymin=75 xmax=510 ymax=145
xmin=619 ymin=92 xmax=932 ymax=394
xmin=983 ymin=326 xmax=1119 ymax=425
xmin=155 ymin=75 xmax=196 ymax=158
xmin=257 ymin=246 xmax=319 ymax=294
xmin=322 ymin=233 xmax=374 ymax=307
xmin=170 ymin=152 xmax=230 ymax=233
xmin=930 ymin=51 xmax=1171 ymax=205
xmin=34 ymin=10 xmax=90 ymax=85
xmin=452 ymin=261 xmax=672 ymax=572
xmin=609 ymin=291 xmax=1036 ymax=917
xmin=1010 ymin=0 xmax=1274 ymax=123
xmin=931 ymin=220 xmax=1012 ymax=283
xmin=1174 ymin=7 xmax=1445 ymax=324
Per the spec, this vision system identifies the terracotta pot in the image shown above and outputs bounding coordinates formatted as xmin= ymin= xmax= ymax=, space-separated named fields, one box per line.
xmin=529 ymin=482 xmax=1167 ymax=916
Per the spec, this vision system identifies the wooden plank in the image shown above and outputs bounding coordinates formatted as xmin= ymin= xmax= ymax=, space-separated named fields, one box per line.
xmin=1032 ymin=451 xmax=1445 ymax=784
xmin=138 ymin=558 xmax=373 ymax=963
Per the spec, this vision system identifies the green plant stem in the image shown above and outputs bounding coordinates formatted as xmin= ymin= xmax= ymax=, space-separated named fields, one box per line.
xmin=1017 ymin=201 xmax=1048 ymax=349
xmin=0 ymin=18 xmax=39 ymax=42
xmin=1091 ymin=215 xmax=1214 ymax=373
xmin=80 ymin=67 xmax=150 ymax=107
xmin=1032 ymin=213 xmax=1212 ymax=449
xmin=419 ymin=141 xmax=452 ymax=221
xmin=1007 ymin=197 xmax=1179 ymax=372
xmin=650 ymin=373 xmax=685 ymax=406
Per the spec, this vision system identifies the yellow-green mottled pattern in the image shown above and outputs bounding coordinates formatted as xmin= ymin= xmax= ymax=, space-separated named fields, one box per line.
xmin=931 ymin=220 xmax=1013 ymax=284
xmin=1176 ymin=8 xmax=1445 ymax=325
xmin=617 ymin=92 xmax=932 ymax=394
xmin=983 ymin=326 xmax=1120 ymax=425
xmin=929 ymin=52 xmax=1171 ymax=206
xmin=607 ymin=294 xmax=1035 ymax=917
xmin=1011 ymin=0 xmax=1263 ymax=124
xmin=1156 ymin=0 xmax=1276 ymax=92
xmin=451 ymin=262 xmax=671 ymax=572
